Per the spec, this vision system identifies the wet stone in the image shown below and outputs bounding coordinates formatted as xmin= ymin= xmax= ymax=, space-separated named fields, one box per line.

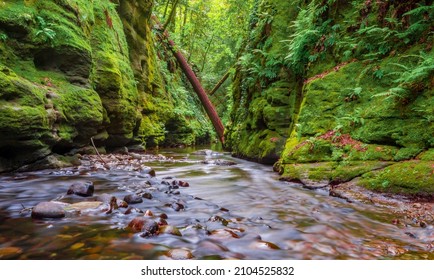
xmin=249 ymin=240 xmax=280 ymax=250
xmin=67 ymin=181 xmax=94 ymax=197
xmin=158 ymin=218 xmax=168 ymax=226
xmin=141 ymin=192 xmax=153 ymax=200
xmin=124 ymin=194 xmax=143 ymax=204
xmin=208 ymin=215 xmax=229 ymax=226
xmin=171 ymin=202 xmax=184 ymax=212
xmin=127 ymin=144 xmax=145 ymax=153
xmin=159 ymin=225 xmax=182 ymax=236
xmin=96 ymin=193 xmax=116 ymax=204
xmin=209 ymin=229 xmax=240 ymax=239
xmin=64 ymin=201 xmax=103 ymax=211
xmin=31 ymin=201 xmax=66 ymax=219
xmin=128 ymin=217 xmax=159 ymax=236
xmin=141 ymin=167 xmax=156 ymax=177
xmin=165 ymin=249 xmax=193 ymax=260
xmin=172 ymin=180 xmax=189 ymax=188
xmin=144 ymin=210 xmax=154 ymax=217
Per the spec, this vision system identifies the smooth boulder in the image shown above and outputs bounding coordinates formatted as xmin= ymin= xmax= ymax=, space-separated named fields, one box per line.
xmin=67 ymin=181 xmax=94 ymax=197
xmin=31 ymin=201 xmax=66 ymax=219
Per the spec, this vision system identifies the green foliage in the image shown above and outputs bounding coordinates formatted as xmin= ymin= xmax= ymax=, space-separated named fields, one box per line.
xmin=336 ymin=108 xmax=365 ymax=127
xmin=0 ymin=32 xmax=7 ymax=42
xmin=239 ymin=48 xmax=283 ymax=87
xmin=283 ymin=2 xmax=319 ymax=75
xmin=35 ymin=16 xmax=57 ymax=43
xmin=372 ymin=52 xmax=434 ymax=104
xmin=342 ymin=86 xmax=363 ymax=101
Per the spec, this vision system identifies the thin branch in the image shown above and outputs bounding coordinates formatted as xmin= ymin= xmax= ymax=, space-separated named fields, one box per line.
xmin=90 ymin=137 xmax=108 ymax=165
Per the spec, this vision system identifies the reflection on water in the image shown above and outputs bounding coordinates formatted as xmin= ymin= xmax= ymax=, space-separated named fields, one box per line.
xmin=0 ymin=146 xmax=433 ymax=259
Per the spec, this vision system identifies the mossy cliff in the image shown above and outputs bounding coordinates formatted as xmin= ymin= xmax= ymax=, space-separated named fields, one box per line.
xmin=227 ymin=0 xmax=433 ymax=196
xmin=0 ymin=0 xmax=212 ymax=172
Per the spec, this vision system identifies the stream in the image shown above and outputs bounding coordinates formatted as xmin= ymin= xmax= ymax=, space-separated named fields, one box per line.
xmin=0 ymin=146 xmax=433 ymax=260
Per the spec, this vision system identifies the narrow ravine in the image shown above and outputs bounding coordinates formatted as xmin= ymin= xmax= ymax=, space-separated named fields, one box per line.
xmin=0 ymin=147 xmax=433 ymax=260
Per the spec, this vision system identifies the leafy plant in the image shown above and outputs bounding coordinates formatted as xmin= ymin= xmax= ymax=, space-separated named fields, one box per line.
xmin=372 ymin=52 xmax=434 ymax=104
xmin=343 ymin=87 xmax=363 ymax=102
xmin=0 ymin=32 xmax=7 ymax=42
xmin=283 ymin=2 xmax=320 ymax=75
xmin=35 ymin=16 xmax=56 ymax=43
xmin=336 ymin=108 xmax=365 ymax=127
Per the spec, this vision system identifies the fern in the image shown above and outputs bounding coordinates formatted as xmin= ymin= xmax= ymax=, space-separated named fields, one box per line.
xmin=372 ymin=87 xmax=408 ymax=101
xmin=35 ymin=16 xmax=56 ymax=43
xmin=403 ymin=5 xmax=434 ymax=18
xmin=283 ymin=2 xmax=319 ymax=75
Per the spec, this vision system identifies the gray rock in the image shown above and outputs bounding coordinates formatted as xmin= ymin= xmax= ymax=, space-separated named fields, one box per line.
xmin=124 ymin=194 xmax=143 ymax=204
xmin=31 ymin=202 xmax=66 ymax=219
xmin=67 ymin=181 xmax=94 ymax=197
xmin=127 ymin=144 xmax=146 ymax=153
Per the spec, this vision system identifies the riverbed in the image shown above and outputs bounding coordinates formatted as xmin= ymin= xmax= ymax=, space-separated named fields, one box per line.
xmin=0 ymin=147 xmax=433 ymax=259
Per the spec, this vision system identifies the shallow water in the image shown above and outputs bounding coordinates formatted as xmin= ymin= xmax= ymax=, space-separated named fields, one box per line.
xmin=0 ymin=146 xmax=433 ymax=260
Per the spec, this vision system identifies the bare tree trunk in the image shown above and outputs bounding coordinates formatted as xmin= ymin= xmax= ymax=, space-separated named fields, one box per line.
xmin=153 ymin=16 xmax=225 ymax=144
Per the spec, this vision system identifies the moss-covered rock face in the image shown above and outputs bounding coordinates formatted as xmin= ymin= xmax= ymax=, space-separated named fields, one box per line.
xmin=229 ymin=0 xmax=433 ymax=196
xmin=0 ymin=0 xmax=212 ymax=171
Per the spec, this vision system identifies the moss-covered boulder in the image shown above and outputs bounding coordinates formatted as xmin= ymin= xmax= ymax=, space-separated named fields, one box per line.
xmin=229 ymin=0 xmax=433 ymax=196
xmin=0 ymin=0 xmax=213 ymax=171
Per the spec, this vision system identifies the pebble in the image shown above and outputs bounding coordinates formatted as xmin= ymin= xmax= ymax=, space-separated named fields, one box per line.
xmin=144 ymin=210 xmax=154 ymax=217
xmin=165 ymin=249 xmax=193 ymax=260
xmin=209 ymin=229 xmax=240 ymax=239
xmin=249 ymin=240 xmax=280 ymax=250
xmin=31 ymin=201 xmax=66 ymax=219
xmin=67 ymin=181 xmax=94 ymax=197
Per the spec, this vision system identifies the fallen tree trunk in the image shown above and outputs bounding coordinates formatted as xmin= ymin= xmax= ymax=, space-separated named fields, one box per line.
xmin=152 ymin=15 xmax=225 ymax=144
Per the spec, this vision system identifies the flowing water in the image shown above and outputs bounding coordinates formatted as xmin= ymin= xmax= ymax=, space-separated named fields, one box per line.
xmin=0 ymin=146 xmax=433 ymax=260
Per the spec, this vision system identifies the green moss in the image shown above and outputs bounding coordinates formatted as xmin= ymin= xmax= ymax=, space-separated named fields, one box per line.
xmin=417 ymin=149 xmax=434 ymax=161
xmin=359 ymin=161 xmax=434 ymax=196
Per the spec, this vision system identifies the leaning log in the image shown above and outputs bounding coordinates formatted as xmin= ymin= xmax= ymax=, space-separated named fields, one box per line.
xmin=152 ymin=15 xmax=225 ymax=143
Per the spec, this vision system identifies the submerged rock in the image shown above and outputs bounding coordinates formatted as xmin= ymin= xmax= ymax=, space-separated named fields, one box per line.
xmin=128 ymin=217 xmax=159 ymax=236
xmin=124 ymin=194 xmax=143 ymax=204
xmin=63 ymin=201 xmax=103 ymax=212
xmin=159 ymin=225 xmax=182 ymax=236
xmin=31 ymin=201 xmax=66 ymax=219
xmin=201 ymin=160 xmax=237 ymax=166
xmin=67 ymin=181 xmax=94 ymax=197
xmin=165 ymin=249 xmax=194 ymax=260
